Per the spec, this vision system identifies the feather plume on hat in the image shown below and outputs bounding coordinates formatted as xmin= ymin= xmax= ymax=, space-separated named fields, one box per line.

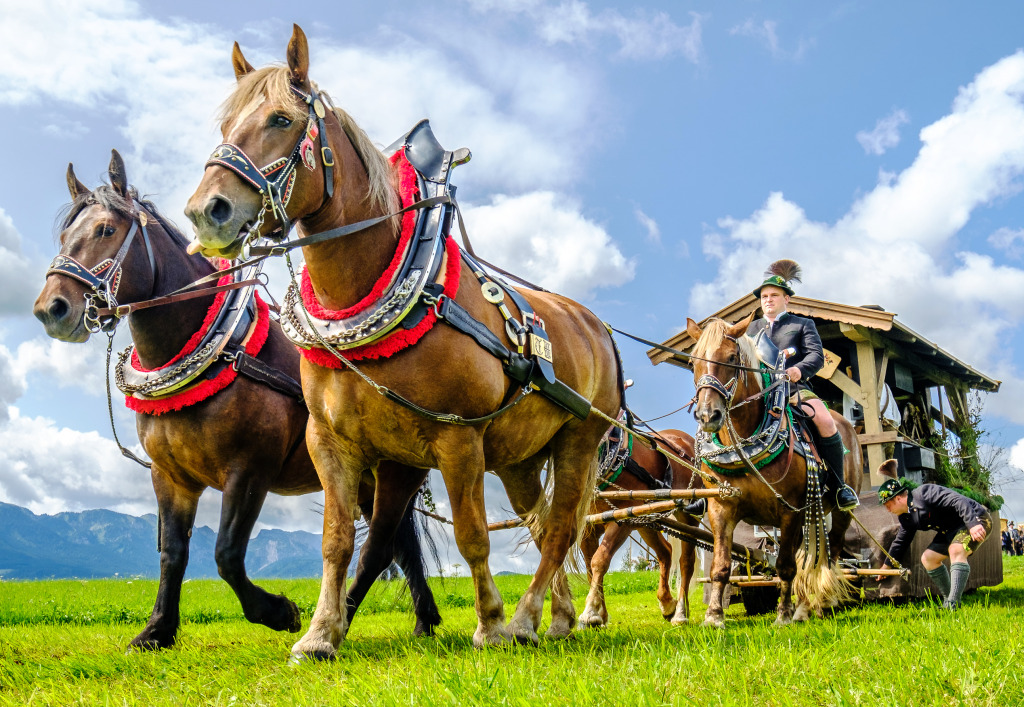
xmin=764 ymin=259 xmax=802 ymax=285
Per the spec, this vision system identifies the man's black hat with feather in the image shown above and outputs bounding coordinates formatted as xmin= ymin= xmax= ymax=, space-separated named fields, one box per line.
xmin=753 ymin=259 xmax=801 ymax=297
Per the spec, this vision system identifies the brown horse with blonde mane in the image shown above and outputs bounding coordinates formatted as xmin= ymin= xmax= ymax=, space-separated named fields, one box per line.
xmin=184 ymin=26 xmax=620 ymax=659
xmin=578 ymin=429 xmax=699 ymax=628
xmin=686 ymin=314 xmax=861 ymax=626
xmin=33 ymin=151 xmax=441 ymax=650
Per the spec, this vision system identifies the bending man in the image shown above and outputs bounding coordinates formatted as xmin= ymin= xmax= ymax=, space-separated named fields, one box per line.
xmin=877 ymin=466 xmax=991 ymax=609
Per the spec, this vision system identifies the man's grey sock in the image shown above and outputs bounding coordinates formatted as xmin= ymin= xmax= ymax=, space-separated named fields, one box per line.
xmin=943 ymin=562 xmax=971 ymax=609
xmin=926 ymin=564 xmax=951 ymax=601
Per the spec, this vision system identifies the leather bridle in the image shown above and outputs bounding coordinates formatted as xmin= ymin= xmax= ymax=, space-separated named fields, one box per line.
xmin=204 ymin=84 xmax=335 ymax=246
xmin=46 ymin=201 xmax=156 ymax=333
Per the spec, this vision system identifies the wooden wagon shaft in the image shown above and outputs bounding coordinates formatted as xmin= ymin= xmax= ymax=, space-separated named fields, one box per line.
xmin=655 ymin=516 xmax=777 ymax=570
xmin=696 ymin=568 xmax=910 ymax=584
xmin=595 ymin=488 xmax=725 ymax=501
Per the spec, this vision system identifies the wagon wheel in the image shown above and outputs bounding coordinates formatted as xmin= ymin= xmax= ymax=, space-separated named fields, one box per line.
xmin=739 ymin=585 xmax=780 ymax=616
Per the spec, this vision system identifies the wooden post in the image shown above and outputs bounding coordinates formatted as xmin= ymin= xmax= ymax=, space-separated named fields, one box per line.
xmin=838 ymin=324 xmax=886 ymax=487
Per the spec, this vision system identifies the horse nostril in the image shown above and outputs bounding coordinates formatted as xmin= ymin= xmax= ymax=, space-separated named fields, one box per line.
xmin=206 ymin=196 xmax=233 ymax=226
xmin=48 ymin=297 xmax=69 ymax=323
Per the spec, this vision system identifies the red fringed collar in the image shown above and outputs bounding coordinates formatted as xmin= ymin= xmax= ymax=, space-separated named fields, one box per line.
xmin=125 ymin=263 xmax=271 ymax=415
xmin=298 ymin=148 xmax=462 ymax=366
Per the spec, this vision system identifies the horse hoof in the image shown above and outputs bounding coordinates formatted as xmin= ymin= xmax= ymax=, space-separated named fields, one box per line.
xmin=702 ymin=618 xmax=725 ymax=629
xmin=287 ymin=649 xmax=335 ymax=666
xmin=473 ymin=627 xmax=510 ymax=648
xmin=511 ymin=631 xmax=540 ymax=646
xmin=670 ymin=617 xmax=689 ymax=627
xmin=774 ymin=616 xmax=793 ymax=627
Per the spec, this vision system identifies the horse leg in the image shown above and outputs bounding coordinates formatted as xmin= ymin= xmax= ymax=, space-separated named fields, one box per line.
xmin=440 ymin=444 xmax=508 ymax=648
xmin=214 ymin=472 xmax=301 ymax=633
xmin=670 ymin=532 xmax=697 ymax=626
xmin=637 ymin=526 xmax=676 ymax=620
xmin=775 ymin=514 xmax=800 ymax=626
xmin=577 ymin=523 xmax=621 ymax=629
xmin=703 ymin=502 xmax=736 ymax=628
xmin=506 ymin=444 xmax=596 ymax=645
xmin=344 ymin=466 xmax=438 ymax=636
xmin=129 ymin=470 xmax=200 ymax=651
xmin=290 ymin=423 xmax=361 ymax=661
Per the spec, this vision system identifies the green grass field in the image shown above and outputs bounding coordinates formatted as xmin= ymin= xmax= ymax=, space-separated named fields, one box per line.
xmin=1 ymin=557 xmax=1022 ymax=706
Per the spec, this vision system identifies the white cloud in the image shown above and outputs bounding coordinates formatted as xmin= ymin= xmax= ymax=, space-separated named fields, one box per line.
xmin=730 ymin=18 xmax=780 ymax=57
xmin=0 ymin=209 xmax=42 ymax=316
xmin=988 ymin=226 xmax=1024 ymax=258
xmin=635 ymin=207 xmax=661 ymax=244
xmin=0 ymin=408 xmax=153 ymax=515
xmin=857 ymin=109 xmax=910 ymax=155
xmin=14 ymin=336 xmax=109 ymax=397
xmin=729 ymin=17 xmax=812 ymax=61
xmin=465 ymin=0 xmax=703 ymax=62
xmin=0 ymin=345 xmax=27 ymax=423
xmin=462 ymin=191 xmax=635 ymax=300
xmin=692 ymin=51 xmax=1024 ymax=421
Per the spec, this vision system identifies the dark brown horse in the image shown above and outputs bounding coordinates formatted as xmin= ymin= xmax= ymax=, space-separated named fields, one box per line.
xmin=184 ymin=26 xmax=621 ymax=659
xmin=578 ymin=429 xmax=699 ymax=628
xmin=32 ymin=151 xmax=440 ymax=650
xmin=686 ymin=314 xmax=862 ymax=626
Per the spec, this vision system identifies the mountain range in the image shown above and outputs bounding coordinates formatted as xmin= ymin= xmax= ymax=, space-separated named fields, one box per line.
xmin=0 ymin=502 xmax=327 ymax=580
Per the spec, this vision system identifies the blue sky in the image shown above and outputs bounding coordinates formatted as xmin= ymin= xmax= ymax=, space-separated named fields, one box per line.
xmin=2 ymin=1 xmax=1024 ymax=573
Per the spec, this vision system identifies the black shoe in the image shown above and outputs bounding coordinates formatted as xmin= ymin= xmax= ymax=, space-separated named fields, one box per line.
xmin=682 ymin=498 xmax=706 ymax=516
xmin=835 ymin=485 xmax=859 ymax=511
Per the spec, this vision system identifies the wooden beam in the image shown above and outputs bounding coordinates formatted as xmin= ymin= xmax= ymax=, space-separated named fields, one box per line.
xmin=854 ymin=340 xmax=886 ymax=487
xmin=826 ymin=367 xmax=867 ymax=406
xmin=857 ymin=431 xmax=901 ymax=446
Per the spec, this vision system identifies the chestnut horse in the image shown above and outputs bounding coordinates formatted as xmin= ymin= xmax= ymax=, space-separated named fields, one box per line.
xmin=33 ymin=151 xmax=441 ymax=650
xmin=686 ymin=314 xmax=861 ymax=626
xmin=184 ymin=26 xmax=620 ymax=659
xmin=578 ymin=429 xmax=699 ymax=628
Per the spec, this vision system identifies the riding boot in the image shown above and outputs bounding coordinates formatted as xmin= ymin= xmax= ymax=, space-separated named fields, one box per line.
xmin=682 ymin=498 xmax=706 ymax=516
xmin=943 ymin=562 xmax=971 ymax=609
xmin=926 ymin=565 xmax=952 ymax=602
xmin=818 ymin=432 xmax=859 ymax=511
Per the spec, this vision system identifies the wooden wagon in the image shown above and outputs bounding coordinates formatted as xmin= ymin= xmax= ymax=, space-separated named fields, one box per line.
xmin=649 ymin=294 xmax=1004 ymax=603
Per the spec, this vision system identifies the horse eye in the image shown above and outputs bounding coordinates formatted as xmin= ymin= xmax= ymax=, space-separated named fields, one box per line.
xmin=95 ymin=224 xmax=117 ymax=238
xmin=269 ymin=114 xmax=293 ymax=128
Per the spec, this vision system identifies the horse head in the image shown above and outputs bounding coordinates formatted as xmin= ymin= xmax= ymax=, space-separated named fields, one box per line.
xmin=685 ymin=312 xmax=758 ymax=434
xmin=34 ymin=150 xmax=158 ymax=342
xmin=185 ymin=24 xmax=397 ymax=260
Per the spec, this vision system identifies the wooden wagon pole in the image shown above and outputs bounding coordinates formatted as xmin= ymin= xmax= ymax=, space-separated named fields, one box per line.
xmin=596 ymin=488 xmax=723 ymax=502
xmin=696 ymin=568 xmax=909 ymax=584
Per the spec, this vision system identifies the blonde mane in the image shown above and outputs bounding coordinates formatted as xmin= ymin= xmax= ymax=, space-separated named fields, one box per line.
xmin=217 ymin=66 xmax=400 ymax=219
xmin=692 ymin=319 xmax=762 ymax=390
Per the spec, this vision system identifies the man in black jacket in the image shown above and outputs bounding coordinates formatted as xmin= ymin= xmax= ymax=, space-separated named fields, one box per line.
xmin=746 ymin=260 xmax=859 ymax=511
xmin=876 ymin=474 xmax=991 ymax=608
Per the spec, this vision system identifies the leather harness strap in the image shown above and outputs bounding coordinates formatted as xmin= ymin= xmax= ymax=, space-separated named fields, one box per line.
xmin=230 ymin=351 xmax=304 ymax=401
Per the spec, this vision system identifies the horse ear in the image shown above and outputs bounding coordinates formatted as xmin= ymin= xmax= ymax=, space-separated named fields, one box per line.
xmin=286 ymin=24 xmax=310 ymax=87
xmin=108 ymin=149 xmax=128 ymax=197
xmin=685 ymin=318 xmax=702 ymax=341
xmin=66 ymin=163 xmax=89 ymax=199
xmin=232 ymin=41 xmax=254 ymax=81
xmin=878 ymin=459 xmax=899 ymax=479
xmin=728 ymin=311 xmax=756 ymax=338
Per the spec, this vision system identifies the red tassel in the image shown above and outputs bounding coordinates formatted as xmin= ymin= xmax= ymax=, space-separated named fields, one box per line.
xmin=126 ymin=293 xmax=271 ymax=415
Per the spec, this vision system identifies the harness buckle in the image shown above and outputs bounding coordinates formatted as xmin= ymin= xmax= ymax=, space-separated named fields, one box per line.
xmin=321 ymin=146 xmax=335 ymax=167
xmin=115 ymin=304 xmax=132 ymax=318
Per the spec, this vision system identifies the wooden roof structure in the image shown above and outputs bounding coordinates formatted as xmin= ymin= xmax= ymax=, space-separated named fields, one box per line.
xmin=648 ymin=294 xmax=1000 ymax=486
